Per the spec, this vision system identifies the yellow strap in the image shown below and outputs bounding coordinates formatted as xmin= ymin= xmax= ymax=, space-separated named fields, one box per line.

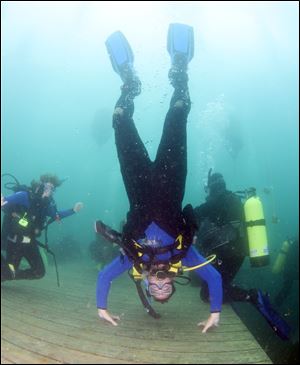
xmin=168 ymin=262 xmax=181 ymax=274
xmin=133 ymin=240 xmax=143 ymax=249
xmin=131 ymin=234 xmax=188 ymax=279
xmin=132 ymin=254 xmax=216 ymax=279
xmin=175 ymin=234 xmax=183 ymax=249
xmin=132 ymin=266 xmax=143 ymax=280
xmin=179 ymin=254 xmax=217 ymax=272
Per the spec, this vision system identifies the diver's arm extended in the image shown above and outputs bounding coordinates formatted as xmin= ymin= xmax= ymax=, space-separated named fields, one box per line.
xmin=46 ymin=202 xmax=83 ymax=221
xmin=96 ymin=254 xmax=132 ymax=326
xmin=183 ymin=246 xmax=222 ymax=332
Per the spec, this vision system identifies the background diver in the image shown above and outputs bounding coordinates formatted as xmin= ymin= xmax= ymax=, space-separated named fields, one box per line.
xmin=193 ymin=170 xmax=252 ymax=303
xmin=194 ymin=170 xmax=291 ymax=340
xmin=273 ymin=236 xmax=299 ymax=307
xmin=95 ymin=24 xmax=222 ymax=333
xmin=1 ymin=173 xmax=83 ymax=282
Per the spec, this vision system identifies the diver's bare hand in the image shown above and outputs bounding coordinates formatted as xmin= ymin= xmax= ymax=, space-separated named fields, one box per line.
xmin=98 ymin=309 xmax=120 ymax=326
xmin=197 ymin=312 xmax=220 ymax=333
xmin=73 ymin=202 xmax=84 ymax=213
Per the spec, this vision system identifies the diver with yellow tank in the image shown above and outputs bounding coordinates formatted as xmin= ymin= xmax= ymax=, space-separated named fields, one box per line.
xmin=193 ymin=170 xmax=290 ymax=340
xmin=194 ymin=171 xmax=260 ymax=304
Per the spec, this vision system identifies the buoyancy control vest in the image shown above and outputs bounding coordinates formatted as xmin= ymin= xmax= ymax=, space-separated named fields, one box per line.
xmin=1 ymin=174 xmax=56 ymax=243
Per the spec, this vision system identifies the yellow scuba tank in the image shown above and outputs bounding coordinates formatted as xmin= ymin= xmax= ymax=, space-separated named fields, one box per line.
xmin=244 ymin=188 xmax=269 ymax=267
xmin=272 ymin=240 xmax=290 ymax=274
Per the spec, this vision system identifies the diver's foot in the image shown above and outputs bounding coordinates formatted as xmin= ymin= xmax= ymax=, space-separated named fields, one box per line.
xmin=121 ymin=76 xmax=141 ymax=98
xmin=168 ymin=66 xmax=188 ymax=88
xmin=8 ymin=264 xmax=16 ymax=280
xmin=172 ymin=53 xmax=188 ymax=72
xmin=119 ymin=63 xmax=134 ymax=83
xmin=119 ymin=64 xmax=141 ymax=97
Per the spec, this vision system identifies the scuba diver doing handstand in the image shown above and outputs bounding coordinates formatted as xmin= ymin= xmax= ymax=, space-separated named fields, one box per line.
xmin=95 ymin=24 xmax=222 ymax=333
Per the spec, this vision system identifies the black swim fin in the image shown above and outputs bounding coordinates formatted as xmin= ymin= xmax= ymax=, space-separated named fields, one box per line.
xmin=105 ymin=31 xmax=134 ymax=82
xmin=95 ymin=220 xmax=122 ymax=245
xmin=255 ymin=290 xmax=291 ymax=340
xmin=167 ymin=23 xmax=194 ymax=70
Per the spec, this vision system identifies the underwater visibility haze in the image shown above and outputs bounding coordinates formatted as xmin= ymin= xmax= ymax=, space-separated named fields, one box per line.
xmin=1 ymin=1 xmax=299 ymax=364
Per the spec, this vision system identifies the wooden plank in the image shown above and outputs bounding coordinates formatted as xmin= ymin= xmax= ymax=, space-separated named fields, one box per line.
xmin=1 ymin=290 xmax=240 ymax=322
xmin=1 ymin=262 xmax=272 ymax=364
xmin=1 ymin=301 xmax=251 ymax=342
xmin=1 ymin=339 xmax=62 ymax=364
xmin=2 ymin=327 xmax=141 ymax=364
xmin=2 ymin=311 xmax=261 ymax=353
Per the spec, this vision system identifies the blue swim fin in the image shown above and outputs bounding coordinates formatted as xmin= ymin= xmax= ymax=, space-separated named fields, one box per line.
xmin=167 ymin=23 xmax=194 ymax=69
xmin=105 ymin=31 xmax=134 ymax=81
xmin=256 ymin=290 xmax=291 ymax=340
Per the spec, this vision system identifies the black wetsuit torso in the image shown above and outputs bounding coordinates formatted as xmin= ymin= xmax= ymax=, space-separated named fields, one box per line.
xmin=194 ymin=190 xmax=250 ymax=302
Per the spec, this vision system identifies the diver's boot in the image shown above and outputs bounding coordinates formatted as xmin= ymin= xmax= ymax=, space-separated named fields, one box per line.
xmin=168 ymin=53 xmax=189 ymax=88
xmin=112 ymin=63 xmax=141 ymax=126
xmin=168 ymin=66 xmax=188 ymax=89
xmin=120 ymin=64 xmax=141 ymax=99
xmin=167 ymin=23 xmax=193 ymax=88
xmin=168 ymin=62 xmax=190 ymax=113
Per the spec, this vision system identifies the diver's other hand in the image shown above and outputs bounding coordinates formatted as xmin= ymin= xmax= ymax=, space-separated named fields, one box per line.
xmin=197 ymin=312 xmax=220 ymax=333
xmin=98 ymin=309 xmax=120 ymax=326
xmin=1 ymin=193 xmax=7 ymax=207
xmin=73 ymin=202 xmax=84 ymax=213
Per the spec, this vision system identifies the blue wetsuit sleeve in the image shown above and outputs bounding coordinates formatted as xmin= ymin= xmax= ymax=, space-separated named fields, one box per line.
xmin=46 ymin=203 xmax=75 ymax=220
xmin=55 ymin=208 xmax=75 ymax=219
xmin=96 ymin=254 xmax=132 ymax=309
xmin=2 ymin=191 xmax=30 ymax=209
xmin=182 ymin=246 xmax=222 ymax=312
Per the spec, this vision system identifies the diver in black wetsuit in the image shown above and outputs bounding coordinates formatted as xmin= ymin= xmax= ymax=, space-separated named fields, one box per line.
xmin=96 ymin=25 xmax=222 ymax=333
xmin=194 ymin=171 xmax=258 ymax=304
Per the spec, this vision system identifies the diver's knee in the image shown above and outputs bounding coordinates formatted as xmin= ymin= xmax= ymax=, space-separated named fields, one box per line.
xmin=174 ymin=100 xmax=185 ymax=109
xmin=113 ymin=107 xmax=124 ymax=117
xmin=173 ymin=99 xmax=191 ymax=116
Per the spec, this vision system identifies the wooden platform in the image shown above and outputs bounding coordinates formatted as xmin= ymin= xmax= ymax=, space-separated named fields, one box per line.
xmin=1 ymin=261 xmax=272 ymax=364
